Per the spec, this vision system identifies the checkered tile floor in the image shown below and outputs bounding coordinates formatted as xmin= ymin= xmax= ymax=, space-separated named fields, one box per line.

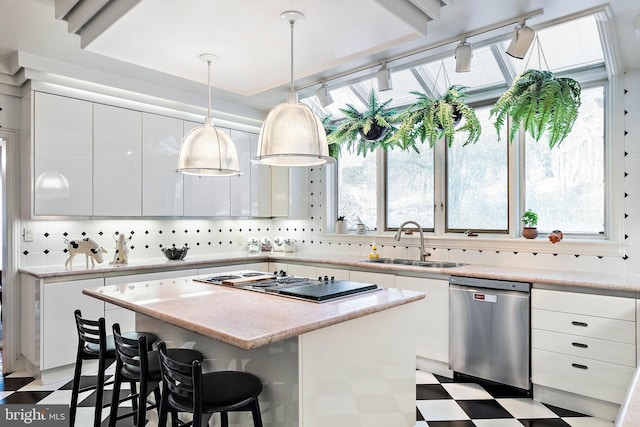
xmin=415 ymin=370 xmax=614 ymax=426
xmin=0 ymin=368 xmax=616 ymax=426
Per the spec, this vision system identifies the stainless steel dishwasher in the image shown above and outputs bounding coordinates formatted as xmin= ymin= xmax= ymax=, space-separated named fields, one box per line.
xmin=449 ymin=276 xmax=531 ymax=390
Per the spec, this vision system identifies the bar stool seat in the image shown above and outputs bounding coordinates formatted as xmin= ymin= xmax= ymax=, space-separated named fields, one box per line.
xmin=109 ymin=323 xmax=204 ymax=427
xmin=69 ymin=310 xmax=157 ymax=427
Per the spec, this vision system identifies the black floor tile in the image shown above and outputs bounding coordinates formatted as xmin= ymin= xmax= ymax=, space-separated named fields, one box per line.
xmin=0 ymin=391 xmax=53 ymax=404
xmin=426 ymin=421 xmax=476 ymax=427
xmin=520 ymin=418 xmax=572 ymax=427
xmin=0 ymin=376 xmax=35 ymax=391
xmin=416 ymin=383 xmax=452 ymax=400
xmin=543 ymin=403 xmax=588 ymax=418
xmin=457 ymin=399 xmax=513 ymax=419
xmin=416 ymin=407 xmax=424 ymax=421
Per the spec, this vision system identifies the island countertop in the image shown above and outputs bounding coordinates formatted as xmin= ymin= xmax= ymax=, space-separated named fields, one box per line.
xmin=82 ymin=272 xmax=424 ymax=350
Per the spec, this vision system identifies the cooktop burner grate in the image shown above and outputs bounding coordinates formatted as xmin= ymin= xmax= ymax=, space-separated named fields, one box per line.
xmin=197 ymin=275 xmax=242 ymax=283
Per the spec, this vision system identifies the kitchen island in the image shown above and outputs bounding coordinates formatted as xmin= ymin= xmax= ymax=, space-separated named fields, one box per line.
xmin=82 ymin=271 xmax=424 ymax=427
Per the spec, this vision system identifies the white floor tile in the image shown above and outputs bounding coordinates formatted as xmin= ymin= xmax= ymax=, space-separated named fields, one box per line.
xmin=0 ymin=391 xmax=13 ymax=400
xmin=563 ymin=417 xmax=615 ymax=427
xmin=441 ymin=382 xmax=494 ymax=400
xmin=414 ymin=422 xmax=428 ymax=427
xmin=37 ymin=390 xmax=74 ymax=405
xmin=18 ymin=377 xmax=69 ymax=391
xmin=5 ymin=370 xmax=32 ymax=378
xmin=415 ymin=370 xmax=438 ymax=385
xmin=497 ymin=398 xmax=558 ymax=419
xmin=473 ymin=419 xmax=525 ymax=427
xmin=416 ymin=400 xmax=469 ymax=421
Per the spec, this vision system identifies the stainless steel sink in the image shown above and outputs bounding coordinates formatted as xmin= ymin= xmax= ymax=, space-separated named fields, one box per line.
xmin=362 ymin=258 xmax=467 ymax=268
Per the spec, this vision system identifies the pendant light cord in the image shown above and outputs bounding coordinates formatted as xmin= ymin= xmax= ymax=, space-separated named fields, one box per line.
xmin=206 ymin=59 xmax=212 ymax=117
xmin=289 ymin=18 xmax=295 ymax=92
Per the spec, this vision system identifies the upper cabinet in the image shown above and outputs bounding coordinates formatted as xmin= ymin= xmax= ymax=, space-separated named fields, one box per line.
xmin=93 ymin=104 xmax=142 ymax=216
xmin=30 ymin=91 xmax=304 ymax=219
xmin=230 ymin=130 xmax=251 ymax=217
xmin=142 ymin=113 xmax=184 ymax=216
xmin=33 ymin=92 xmax=93 ymax=216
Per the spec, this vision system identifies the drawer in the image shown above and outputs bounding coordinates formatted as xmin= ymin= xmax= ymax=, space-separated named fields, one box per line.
xmin=532 ymin=289 xmax=635 ymax=321
xmin=532 ymin=308 xmax=635 ymax=344
xmin=532 ymin=349 xmax=635 ymax=404
xmin=532 ymin=329 xmax=636 ymax=367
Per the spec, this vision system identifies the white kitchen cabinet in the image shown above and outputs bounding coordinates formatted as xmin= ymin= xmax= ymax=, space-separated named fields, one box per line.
xmin=270 ymin=167 xmax=310 ymax=219
xmin=271 ymin=168 xmax=289 ymax=217
xmin=349 ymin=270 xmax=395 ymax=288
xmin=250 ymin=136 xmax=272 ymax=217
xmin=93 ymin=104 xmax=142 ymax=216
xmin=142 ymin=113 xmax=184 ymax=216
xmin=317 ymin=267 xmax=350 ymax=281
xmin=286 ymin=264 xmax=317 ymax=278
xmin=230 ymin=129 xmax=251 ymax=216
xmin=183 ymin=122 xmax=232 ymax=216
xmin=41 ymin=278 xmax=105 ymax=370
xmin=288 ymin=167 xmax=309 ymax=219
xmin=396 ymin=276 xmax=449 ymax=363
xmin=532 ymin=288 xmax=636 ymax=404
xmin=33 ymin=92 xmax=93 ymax=216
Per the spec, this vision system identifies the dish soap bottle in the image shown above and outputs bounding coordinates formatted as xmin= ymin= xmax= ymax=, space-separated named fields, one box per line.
xmin=369 ymin=239 xmax=380 ymax=259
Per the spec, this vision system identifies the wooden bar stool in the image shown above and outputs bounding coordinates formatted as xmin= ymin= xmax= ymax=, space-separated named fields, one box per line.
xmin=69 ymin=309 xmax=157 ymax=427
xmin=108 ymin=323 xmax=204 ymax=427
xmin=157 ymin=341 xmax=264 ymax=427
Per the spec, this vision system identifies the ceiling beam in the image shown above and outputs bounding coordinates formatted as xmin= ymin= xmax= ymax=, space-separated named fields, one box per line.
xmin=371 ymin=0 xmax=431 ymax=35
xmin=408 ymin=0 xmax=442 ymax=20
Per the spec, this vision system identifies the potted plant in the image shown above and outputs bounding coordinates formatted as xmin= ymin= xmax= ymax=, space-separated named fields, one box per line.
xmin=395 ymin=85 xmax=482 ymax=148
xmin=522 ymin=209 xmax=539 ymax=239
xmin=490 ymin=69 xmax=581 ymax=148
xmin=335 ymin=216 xmax=347 ymax=234
xmin=329 ymin=89 xmax=398 ymax=157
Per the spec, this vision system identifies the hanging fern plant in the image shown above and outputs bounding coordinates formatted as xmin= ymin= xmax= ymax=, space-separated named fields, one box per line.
xmin=321 ymin=115 xmax=341 ymax=159
xmin=395 ymin=85 xmax=481 ymax=148
xmin=490 ymin=69 xmax=581 ymax=149
xmin=328 ymin=89 xmax=399 ymax=157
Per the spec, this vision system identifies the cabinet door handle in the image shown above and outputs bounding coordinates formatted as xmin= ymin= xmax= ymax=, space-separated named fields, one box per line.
xmin=571 ymin=321 xmax=588 ymax=327
xmin=571 ymin=363 xmax=588 ymax=370
xmin=571 ymin=342 xmax=588 ymax=348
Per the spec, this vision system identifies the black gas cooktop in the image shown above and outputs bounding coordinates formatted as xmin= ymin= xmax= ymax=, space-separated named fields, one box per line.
xmin=195 ymin=271 xmax=379 ymax=303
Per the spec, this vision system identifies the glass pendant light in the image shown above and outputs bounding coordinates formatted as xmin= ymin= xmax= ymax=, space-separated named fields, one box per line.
xmin=177 ymin=54 xmax=241 ymax=176
xmin=253 ymin=11 xmax=335 ymax=167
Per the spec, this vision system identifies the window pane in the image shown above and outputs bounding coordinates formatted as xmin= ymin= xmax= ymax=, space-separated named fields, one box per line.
xmin=525 ymin=85 xmax=605 ymax=234
xmin=337 ymin=150 xmax=377 ymax=230
xmin=386 ymin=145 xmax=434 ymax=229
xmin=447 ymin=106 xmax=508 ymax=231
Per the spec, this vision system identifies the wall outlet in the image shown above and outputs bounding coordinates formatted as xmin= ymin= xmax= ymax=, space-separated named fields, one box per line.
xmin=237 ymin=235 xmax=245 ymax=246
xmin=24 ymin=228 xmax=34 ymax=242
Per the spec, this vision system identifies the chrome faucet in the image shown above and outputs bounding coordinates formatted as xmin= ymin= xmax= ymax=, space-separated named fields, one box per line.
xmin=395 ymin=221 xmax=430 ymax=262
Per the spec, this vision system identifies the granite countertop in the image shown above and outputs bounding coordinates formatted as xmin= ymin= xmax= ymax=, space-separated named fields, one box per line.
xmin=21 ymin=252 xmax=640 ymax=294
xmin=82 ymin=272 xmax=424 ymax=350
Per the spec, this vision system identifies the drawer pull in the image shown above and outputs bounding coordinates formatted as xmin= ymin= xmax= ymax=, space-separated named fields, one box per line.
xmin=571 ymin=342 xmax=588 ymax=349
xmin=571 ymin=321 xmax=588 ymax=327
xmin=571 ymin=363 xmax=588 ymax=370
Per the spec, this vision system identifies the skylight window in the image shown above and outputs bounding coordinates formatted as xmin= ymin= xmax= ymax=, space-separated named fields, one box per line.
xmin=302 ymin=11 xmax=608 ymax=118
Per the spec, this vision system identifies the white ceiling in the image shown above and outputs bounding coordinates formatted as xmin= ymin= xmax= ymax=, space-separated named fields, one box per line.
xmin=0 ymin=0 xmax=638 ymax=113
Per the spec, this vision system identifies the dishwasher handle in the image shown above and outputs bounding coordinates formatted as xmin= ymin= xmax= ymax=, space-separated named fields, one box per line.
xmin=450 ymin=283 xmax=531 ymax=298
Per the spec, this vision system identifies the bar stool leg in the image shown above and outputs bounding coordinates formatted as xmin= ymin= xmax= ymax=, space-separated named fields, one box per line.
xmin=69 ymin=348 xmax=84 ymax=427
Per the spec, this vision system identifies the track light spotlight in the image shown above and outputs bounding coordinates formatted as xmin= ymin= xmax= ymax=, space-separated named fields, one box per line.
xmin=506 ymin=21 xmax=536 ymax=59
xmin=455 ymin=39 xmax=472 ymax=72
xmin=376 ymin=63 xmax=393 ymax=91
xmin=316 ymin=82 xmax=334 ymax=107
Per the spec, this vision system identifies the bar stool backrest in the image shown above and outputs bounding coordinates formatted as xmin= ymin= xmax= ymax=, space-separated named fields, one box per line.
xmin=112 ymin=323 xmax=149 ymax=379
xmin=74 ymin=308 xmax=107 ymax=357
xmin=157 ymin=341 xmax=203 ymax=414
